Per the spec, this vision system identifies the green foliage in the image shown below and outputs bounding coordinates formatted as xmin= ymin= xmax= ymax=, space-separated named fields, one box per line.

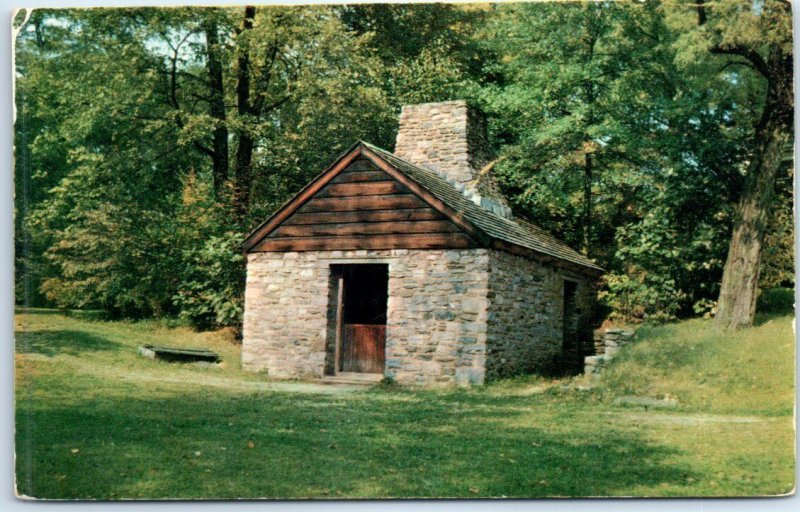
xmin=170 ymin=174 xmax=245 ymax=329
xmin=599 ymin=272 xmax=686 ymax=324
xmin=760 ymin=166 xmax=794 ymax=288
xmin=481 ymin=0 xmax=791 ymax=320
xmin=14 ymin=5 xmax=402 ymax=327
xmin=13 ymin=2 xmax=794 ymax=327
xmin=756 ymin=287 xmax=794 ymax=316
xmin=173 ymin=232 xmax=245 ymax=330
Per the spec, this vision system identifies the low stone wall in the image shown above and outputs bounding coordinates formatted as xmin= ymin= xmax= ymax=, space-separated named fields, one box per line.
xmin=584 ymin=328 xmax=636 ymax=376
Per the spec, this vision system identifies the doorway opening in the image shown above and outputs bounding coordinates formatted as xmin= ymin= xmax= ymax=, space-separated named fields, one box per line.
xmin=562 ymin=279 xmax=580 ymax=373
xmin=327 ymin=264 xmax=388 ymax=375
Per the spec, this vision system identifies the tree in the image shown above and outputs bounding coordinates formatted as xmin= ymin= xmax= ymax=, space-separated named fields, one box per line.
xmin=15 ymin=9 xmax=199 ymax=315
xmin=340 ymin=3 xmax=489 ymax=117
xmin=688 ymin=0 xmax=793 ymax=329
xmin=202 ymin=10 xmax=230 ymax=194
xmin=14 ymin=5 xmax=395 ymax=322
xmin=481 ymin=0 xmax=769 ymax=322
xmin=482 ymin=1 xmax=645 ymax=258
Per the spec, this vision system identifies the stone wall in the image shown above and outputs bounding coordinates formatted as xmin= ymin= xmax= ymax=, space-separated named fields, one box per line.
xmin=242 ymin=252 xmax=330 ymax=378
xmin=484 ymin=250 xmax=595 ymax=380
xmin=584 ymin=328 xmax=636 ymax=376
xmin=386 ymin=249 xmax=490 ymax=386
xmin=242 ymin=249 xmax=491 ymax=385
xmin=243 ymin=247 xmax=598 ymax=385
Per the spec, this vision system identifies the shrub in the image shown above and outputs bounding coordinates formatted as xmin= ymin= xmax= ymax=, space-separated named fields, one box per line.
xmin=599 ymin=272 xmax=686 ymax=324
xmin=756 ymin=288 xmax=795 ymax=316
xmin=172 ymin=232 xmax=245 ymax=331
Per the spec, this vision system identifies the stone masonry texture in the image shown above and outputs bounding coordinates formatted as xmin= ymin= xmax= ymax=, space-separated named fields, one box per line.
xmin=242 ymin=249 xmax=491 ymax=386
xmin=243 ymin=248 xmax=595 ymax=386
xmin=485 ymin=250 xmax=595 ymax=380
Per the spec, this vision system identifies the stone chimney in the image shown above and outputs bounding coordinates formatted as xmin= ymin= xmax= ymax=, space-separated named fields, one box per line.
xmin=394 ymin=100 xmax=512 ymax=218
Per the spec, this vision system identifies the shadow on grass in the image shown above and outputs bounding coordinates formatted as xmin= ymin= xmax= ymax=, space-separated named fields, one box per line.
xmin=16 ymin=308 xmax=109 ymax=320
xmin=15 ymin=330 xmax=122 ymax=357
xmin=15 ymin=308 xmax=64 ymax=316
xmin=15 ymin=389 xmax=696 ymax=499
xmin=754 ymin=288 xmax=794 ymax=326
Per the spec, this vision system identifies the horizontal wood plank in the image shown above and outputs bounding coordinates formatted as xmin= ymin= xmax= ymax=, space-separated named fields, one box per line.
xmin=360 ymin=147 xmax=489 ymax=245
xmin=242 ymin=148 xmax=362 ymax=251
xmin=331 ymin=170 xmax=388 ymax=184
xmin=315 ymin=181 xmax=407 ymax=198
xmin=271 ymin=220 xmax=460 ymax=238
xmin=284 ymin=208 xmax=443 ymax=225
xmin=301 ymin=194 xmax=427 ymax=213
xmin=252 ymin=233 xmax=477 ymax=252
xmin=343 ymin=159 xmax=377 ymax=172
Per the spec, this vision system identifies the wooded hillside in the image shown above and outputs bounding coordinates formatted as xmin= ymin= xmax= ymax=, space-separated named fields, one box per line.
xmin=14 ymin=1 xmax=793 ymax=329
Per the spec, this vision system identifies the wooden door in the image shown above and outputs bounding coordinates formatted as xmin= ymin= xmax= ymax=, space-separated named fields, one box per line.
xmin=340 ymin=324 xmax=385 ymax=373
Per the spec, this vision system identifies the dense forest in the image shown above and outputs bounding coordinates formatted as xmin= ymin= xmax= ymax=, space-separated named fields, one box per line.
xmin=14 ymin=1 xmax=793 ymax=331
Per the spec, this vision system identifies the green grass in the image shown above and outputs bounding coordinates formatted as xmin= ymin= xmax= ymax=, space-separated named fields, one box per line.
xmin=15 ymin=307 xmax=795 ymax=499
xmin=601 ymin=314 xmax=795 ymax=416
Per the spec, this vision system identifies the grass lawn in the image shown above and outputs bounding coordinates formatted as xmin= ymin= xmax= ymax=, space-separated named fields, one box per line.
xmin=14 ymin=304 xmax=795 ymax=499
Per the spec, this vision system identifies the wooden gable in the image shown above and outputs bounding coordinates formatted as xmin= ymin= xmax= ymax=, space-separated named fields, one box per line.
xmin=246 ymin=154 xmax=479 ymax=253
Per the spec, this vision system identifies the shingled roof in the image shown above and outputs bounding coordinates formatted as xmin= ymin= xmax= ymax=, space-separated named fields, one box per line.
xmin=360 ymin=142 xmax=602 ymax=274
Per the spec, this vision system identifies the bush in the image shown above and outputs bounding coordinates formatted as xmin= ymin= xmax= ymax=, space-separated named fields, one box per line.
xmin=172 ymin=232 xmax=245 ymax=331
xmin=599 ymin=272 xmax=686 ymax=324
xmin=756 ymin=288 xmax=794 ymax=316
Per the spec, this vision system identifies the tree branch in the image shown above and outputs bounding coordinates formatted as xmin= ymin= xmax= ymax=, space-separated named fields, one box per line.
xmin=251 ymin=42 xmax=280 ymax=115
xmin=710 ymin=44 xmax=770 ymax=80
xmin=262 ymin=93 xmax=291 ymax=115
xmin=718 ymin=59 xmax=757 ymax=74
xmin=192 ymin=141 xmax=215 ymax=158
xmin=190 ymin=90 xmax=215 ymax=103
xmin=156 ymin=68 xmax=207 ymax=84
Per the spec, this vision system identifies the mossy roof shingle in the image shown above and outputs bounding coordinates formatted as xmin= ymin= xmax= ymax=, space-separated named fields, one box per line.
xmin=362 ymin=142 xmax=602 ymax=273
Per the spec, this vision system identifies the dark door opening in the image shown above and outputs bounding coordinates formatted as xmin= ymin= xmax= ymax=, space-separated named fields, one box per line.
xmin=330 ymin=264 xmax=388 ymax=374
xmin=562 ymin=280 xmax=580 ymax=372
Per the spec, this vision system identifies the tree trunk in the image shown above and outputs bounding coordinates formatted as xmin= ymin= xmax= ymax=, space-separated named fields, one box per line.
xmin=583 ymin=151 xmax=593 ymax=254
xmin=580 ymin=2 xmax=599 ymax=256
xmin=715 ymin=47 xmax=793 ymax=330
xmin=234 ymin=6 xmax=256 ymax=219
xmin=203 ymin=17 xmax=229 ymax=196
xmin=715 ymin=117 xmax=791 ymax=329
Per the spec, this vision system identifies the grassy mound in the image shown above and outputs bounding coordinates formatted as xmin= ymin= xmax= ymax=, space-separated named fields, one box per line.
xmin=600 ymin=290 xmax=795 ymax=416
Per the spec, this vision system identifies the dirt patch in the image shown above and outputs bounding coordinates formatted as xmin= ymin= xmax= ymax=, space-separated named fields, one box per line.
xmin=611 ymin=411 xmax=770 ymax=426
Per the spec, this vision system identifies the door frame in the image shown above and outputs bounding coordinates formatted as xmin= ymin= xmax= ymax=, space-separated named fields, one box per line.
xmin=333 ymin=272 xmax=345 ymax=375
xmin=561 ymin=277 xmax=581 ymax=371
xmin=328 ymin=263 xmax=389 ymax=376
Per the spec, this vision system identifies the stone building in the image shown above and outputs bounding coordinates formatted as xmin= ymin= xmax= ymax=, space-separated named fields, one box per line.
xmin=241 ymin=100 xmax=603 ymax=386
